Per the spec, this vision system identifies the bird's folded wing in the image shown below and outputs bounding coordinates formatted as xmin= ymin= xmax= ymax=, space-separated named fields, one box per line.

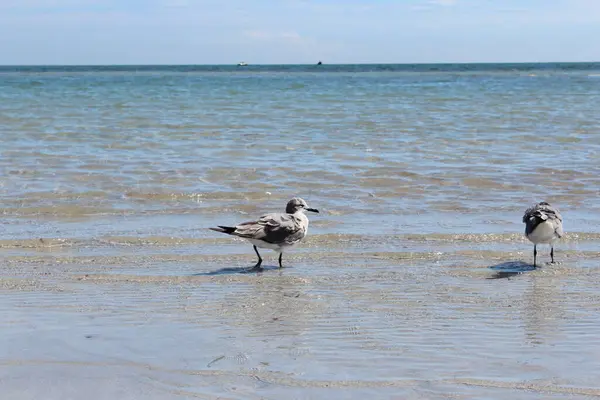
xmin=234 ymin=213 xmax=302 ymax=244
xmin=523 ymin=204 xmax=562 ymax=223
xmin=541 ymin=206 xmax=562 ymax=223
xmin=522 ymin=206 xmax=538 ymax=222
xmin=554 ymin=220 xmax=564 ymax=238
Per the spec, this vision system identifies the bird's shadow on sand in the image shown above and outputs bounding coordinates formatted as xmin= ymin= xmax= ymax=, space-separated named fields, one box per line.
xmin=487 ymin=261 xmax=537 ymax=280
xmin=195 ymin=265 xmax=285 ymax=276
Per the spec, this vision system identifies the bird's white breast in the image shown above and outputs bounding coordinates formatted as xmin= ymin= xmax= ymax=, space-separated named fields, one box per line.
xmin=298 ymin=213 xmax=309 ymax=235
xmin=527 ymin=220 xmax=558 ymax=244
xmin=248 ymin=239 xmax=283 ymax=251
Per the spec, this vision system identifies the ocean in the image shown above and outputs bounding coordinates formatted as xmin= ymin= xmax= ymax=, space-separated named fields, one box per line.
xmin=1 ymin=63 xmax=600 ymax=399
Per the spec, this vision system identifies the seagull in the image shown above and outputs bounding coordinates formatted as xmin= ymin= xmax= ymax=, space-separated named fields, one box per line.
xmin=209 ymin=198 xmax=319 ymax=269
xmin=522 ymin=202 xmax=564 ymax=267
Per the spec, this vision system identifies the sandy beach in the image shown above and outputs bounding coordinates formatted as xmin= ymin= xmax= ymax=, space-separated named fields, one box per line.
xmin=2 ymin=231 xmax=600 ymax=399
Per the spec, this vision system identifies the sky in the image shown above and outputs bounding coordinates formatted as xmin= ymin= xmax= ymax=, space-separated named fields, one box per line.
xmin=0 ymin=0 xmax=599 ymax=65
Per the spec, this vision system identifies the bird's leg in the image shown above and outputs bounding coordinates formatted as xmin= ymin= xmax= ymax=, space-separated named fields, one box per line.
xmin=278 ymin=253 xmax=283 ymax=268
xmin=533 ymin=244 xmax=537 ymax=267
xmin=550 ymin=245 xmax=555 ymax=264
xmin=253 ymin=245 xmax=263 ymax=269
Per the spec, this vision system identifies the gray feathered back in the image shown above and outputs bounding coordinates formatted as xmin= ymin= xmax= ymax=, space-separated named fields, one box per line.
xmin=523 ymin=201 xmax=564 ymax=237
xmin=523 ymin=202 xmax=562 ymax=223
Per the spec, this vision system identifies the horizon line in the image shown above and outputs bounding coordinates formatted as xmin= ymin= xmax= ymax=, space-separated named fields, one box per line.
xmin=1 ymin=60 xmax=600 ymax=67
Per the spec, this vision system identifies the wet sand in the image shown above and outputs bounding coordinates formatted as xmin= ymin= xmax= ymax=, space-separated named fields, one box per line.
xmin=2 ymin=233 xmax=600 ymax=399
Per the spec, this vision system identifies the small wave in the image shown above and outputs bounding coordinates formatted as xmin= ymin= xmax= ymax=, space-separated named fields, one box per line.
xmin=0 ymin=238 xmax=79 ymax=249
xmin=124 ymin=190 xmax=277 ymax=202
xmin=2 ymin=232 xmax=598 ymax=251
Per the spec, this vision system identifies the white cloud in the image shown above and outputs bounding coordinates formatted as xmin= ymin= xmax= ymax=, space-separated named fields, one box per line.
xmin=243 ymin=30 xmax=270 ymax=39
xmin=161 ymin=0 xmax=189 ymax=8
xmin=0 ymin=0 xmax=103 ymax=10
xmin=243 ymin=30 xmax=303 ymax=43
xmin=281 ymin=31 xmax=302 ymax=41
xmin=429 ymin=0 xmax=457 ymax=6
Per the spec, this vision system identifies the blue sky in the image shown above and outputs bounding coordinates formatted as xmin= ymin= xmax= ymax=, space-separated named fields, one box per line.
xmin=0 ymin=0 xmax=598 ymax=65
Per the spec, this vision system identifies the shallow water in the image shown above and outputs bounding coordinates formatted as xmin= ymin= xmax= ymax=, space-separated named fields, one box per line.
xmin=1 ymin=63 xmax=600 ymax=399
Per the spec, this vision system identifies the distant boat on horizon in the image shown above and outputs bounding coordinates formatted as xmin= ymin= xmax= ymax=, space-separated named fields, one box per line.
xmin=237 ymin=61 xmax=248 ymax=66
xmin=317 ymin=61 xmax=322 ymax=65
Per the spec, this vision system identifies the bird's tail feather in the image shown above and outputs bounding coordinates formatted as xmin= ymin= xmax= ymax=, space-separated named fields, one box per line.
xmin=209 ymin=225 xmax=237 ymax=234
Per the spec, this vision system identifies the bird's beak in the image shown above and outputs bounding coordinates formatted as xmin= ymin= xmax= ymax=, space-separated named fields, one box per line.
xmin=306 ymin=208 xmax=319 ymax=213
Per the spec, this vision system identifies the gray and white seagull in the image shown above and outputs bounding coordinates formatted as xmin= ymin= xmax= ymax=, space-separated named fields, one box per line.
xmin=522 ymin=201 xmax=564 ymax=267
xmin=210 ymin=198 xmax=319 ymax=269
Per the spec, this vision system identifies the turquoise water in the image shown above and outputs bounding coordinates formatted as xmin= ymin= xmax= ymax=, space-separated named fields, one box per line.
xmin=2 ymin=63 xmax=600 ymax=239
xmin=2 ymin=63 xmax=600 ymax=399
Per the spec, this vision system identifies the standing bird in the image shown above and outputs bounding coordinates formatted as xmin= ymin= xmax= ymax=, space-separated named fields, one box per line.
xmin=209 ymin=198 xmax=319 ymax=269
xmin=522 ymin=202 xmax=564 ymax=267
